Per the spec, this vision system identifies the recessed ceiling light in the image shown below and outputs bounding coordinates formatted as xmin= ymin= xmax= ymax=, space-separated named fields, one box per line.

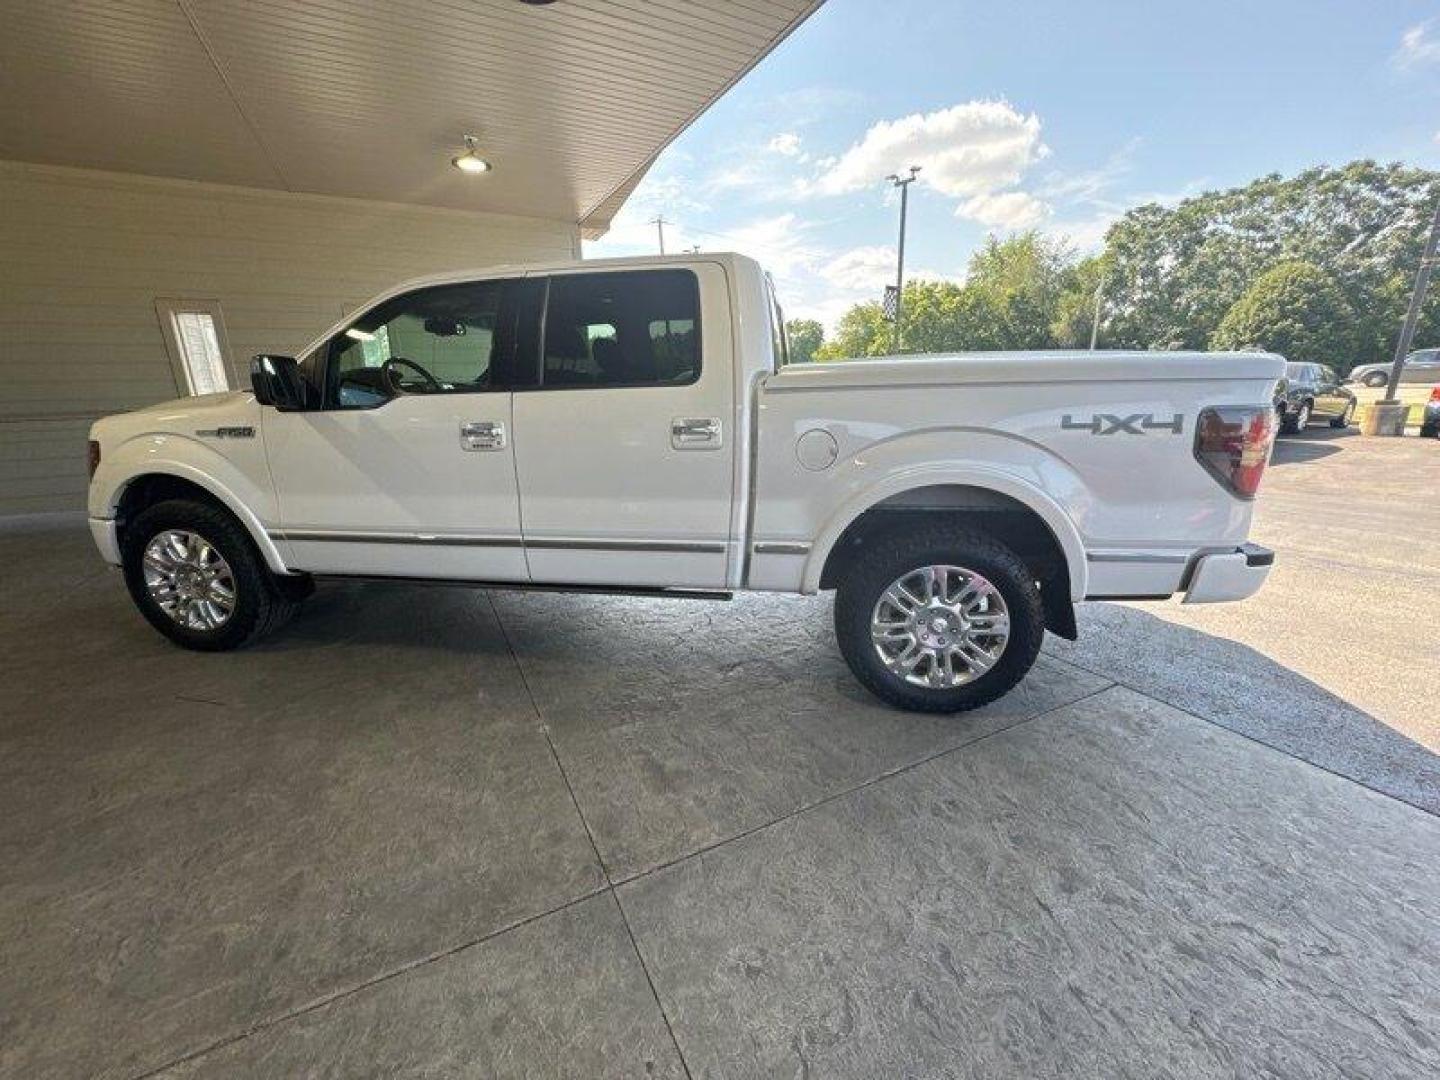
xmin=451 ymin=134 xmax=492 ymax=174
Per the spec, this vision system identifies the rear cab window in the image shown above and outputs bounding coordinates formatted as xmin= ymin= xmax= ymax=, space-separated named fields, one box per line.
xmin=539 ymin=269 xmax=700 ymax=389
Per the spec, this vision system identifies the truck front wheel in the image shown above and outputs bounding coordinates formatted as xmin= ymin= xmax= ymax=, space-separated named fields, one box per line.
xmin=833 ymin=527 xmax=1045 ymax=713
xmin=122 ymin=498 xmax=300 ymax=651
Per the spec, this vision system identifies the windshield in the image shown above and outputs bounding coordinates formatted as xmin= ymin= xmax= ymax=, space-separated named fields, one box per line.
xmin=1284 ymin=362 xmax=1307 ymax=378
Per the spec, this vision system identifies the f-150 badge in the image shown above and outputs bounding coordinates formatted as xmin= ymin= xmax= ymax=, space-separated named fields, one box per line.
xmin=1061 ymin=413 xmax=1183 ymax=435
xmin=195 ymin=426 xmax=256 ymax=439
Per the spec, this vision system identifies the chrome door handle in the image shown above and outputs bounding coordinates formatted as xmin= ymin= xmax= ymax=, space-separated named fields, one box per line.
xmin=460 ymin=420 xmax=506 ymax=452
xmin=671 ymin=417 xmax=722 ymax=449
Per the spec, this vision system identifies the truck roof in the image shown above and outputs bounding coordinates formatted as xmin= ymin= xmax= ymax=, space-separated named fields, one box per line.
xmin=379 ymin=252 xmax=759 ymax=296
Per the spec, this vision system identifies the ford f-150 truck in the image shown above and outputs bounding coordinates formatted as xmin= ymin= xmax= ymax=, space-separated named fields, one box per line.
xmin=87 ymin=254 xmax=1281 ymax=712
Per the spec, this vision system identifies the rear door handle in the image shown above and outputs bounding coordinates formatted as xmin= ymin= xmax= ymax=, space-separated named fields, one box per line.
xmin=460 ymin=420 xmax=506 ymax=452
xmin=671 ymin=417 xmax=722 ymax=450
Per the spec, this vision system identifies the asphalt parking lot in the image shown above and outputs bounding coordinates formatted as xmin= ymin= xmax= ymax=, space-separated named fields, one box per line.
xmin=2 ymin=431 xmax=1437 ymax=1079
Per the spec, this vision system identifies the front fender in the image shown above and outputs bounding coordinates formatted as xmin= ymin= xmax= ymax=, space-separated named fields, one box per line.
xmin=91 ymin=434 xmax=288 ymax=573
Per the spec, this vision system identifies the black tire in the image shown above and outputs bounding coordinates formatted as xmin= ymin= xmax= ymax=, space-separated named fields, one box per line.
xmin=833 ymin=526 xmax=1045 ymax=713
xmin=1421 ymin=422 xmax=1439 ymax=439
xmin=122 ymin=498 xmax=300 ymax=651
xmin=1363 ymin=372 xmax=1387 ymax=387
xmin=1280 ymin=401 xmax=1310 ymax=434
xmin=1330 ymin=401 xmax=1355 ymax=428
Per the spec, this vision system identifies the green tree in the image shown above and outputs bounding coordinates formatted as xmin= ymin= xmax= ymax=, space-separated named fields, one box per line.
xmin=784 ymin=318 xmax=824 ymax=365
xmin=1101 ymin=161 xmax=1440 ymax=367
xmin=1051 ymin=254 xmax=1110 ymax=348
xmin=818 ymin=234 xmax=1081 ymax=359
xmin=816 ymin=302 xmax=891 ymax=359
xmin=961 ymin=232 xmax=1075 ymax=349
xmin=1209 ymin=260 xmax=1357 ymax=364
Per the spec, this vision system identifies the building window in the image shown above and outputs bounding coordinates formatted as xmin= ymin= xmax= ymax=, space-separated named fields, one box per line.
xmin=155 ymin=300 xmax=232 ymax=397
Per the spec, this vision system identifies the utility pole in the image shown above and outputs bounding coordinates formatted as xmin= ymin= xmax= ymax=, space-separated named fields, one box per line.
xmin=1089 ymin=269 xmax=1107 ymax=350
xmin=650 ymin=217 xmax=668 ymax=255
xmin=1382 ymin=193 xmax=1440 ymax=406
xmin=886 ymin=166 xmax=920 ymax=353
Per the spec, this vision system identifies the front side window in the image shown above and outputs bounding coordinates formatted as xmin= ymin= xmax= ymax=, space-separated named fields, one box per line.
xmin=326 ymin=280 xmax=523 ymax=408
xmin=541 ymin=270 xmax=699 ymax=388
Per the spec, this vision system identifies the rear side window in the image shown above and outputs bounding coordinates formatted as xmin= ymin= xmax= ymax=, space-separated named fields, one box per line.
xmin=540 ymin=270 xmax=700 ymax=389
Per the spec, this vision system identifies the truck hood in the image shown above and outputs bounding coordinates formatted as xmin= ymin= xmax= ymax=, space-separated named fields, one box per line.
xmin=90 ymin=391 xmax=260 ymax=443
xmin=767 ymin=350 xmax=1285 ymax=391
xmin=124 ymin=390 xmax=253 ymax=417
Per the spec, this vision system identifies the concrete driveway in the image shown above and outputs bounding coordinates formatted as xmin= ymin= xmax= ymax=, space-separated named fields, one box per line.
xmin=2 ymin=433 xmax=1437 ymax=1078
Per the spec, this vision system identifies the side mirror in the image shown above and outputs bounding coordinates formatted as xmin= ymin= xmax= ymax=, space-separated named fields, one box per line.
xmin=251 ymin=354 xmax=308 ymax=411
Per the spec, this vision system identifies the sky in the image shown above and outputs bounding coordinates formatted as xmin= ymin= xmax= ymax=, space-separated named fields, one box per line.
xmin=586 ymin=0 xmax=1440 ymax=330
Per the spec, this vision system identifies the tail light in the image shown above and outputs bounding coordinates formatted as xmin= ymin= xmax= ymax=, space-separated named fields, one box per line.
xmin=87 ymin=439 xmax=101 ymax=479
xmin=1194 ymin=406 xmax=1275 ymax=499
xmin=1430 ymin=386 xmax=1440 ymax=402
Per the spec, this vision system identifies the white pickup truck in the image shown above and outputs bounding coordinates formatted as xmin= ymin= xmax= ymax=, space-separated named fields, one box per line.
xmin=87 ymin=254 xmax=1281 ymax=712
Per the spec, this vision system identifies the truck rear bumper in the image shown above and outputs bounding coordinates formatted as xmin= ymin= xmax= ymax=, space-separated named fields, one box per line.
xmin=89 ymin=516 xmax=122 ymax=566
xmin=1181 ymin=543 xmax=1273 ymax=604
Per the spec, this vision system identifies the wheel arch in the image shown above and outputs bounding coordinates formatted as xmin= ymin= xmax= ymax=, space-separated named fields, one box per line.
xmin=107 ymin=467 xmax=289 ymax=574
xmin=805 ymin=468 xmax=1087 ymax=632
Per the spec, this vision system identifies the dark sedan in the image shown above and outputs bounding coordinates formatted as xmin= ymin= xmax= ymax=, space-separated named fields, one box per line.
xmin=1273 ymin=362 xmax=1356 ymax=434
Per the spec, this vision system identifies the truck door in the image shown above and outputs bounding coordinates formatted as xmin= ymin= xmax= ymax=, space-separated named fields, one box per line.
xmin=511 ymin=265 xmax=736 ymax=589
xmin=263 ymin=277 xmax=542 ymax=580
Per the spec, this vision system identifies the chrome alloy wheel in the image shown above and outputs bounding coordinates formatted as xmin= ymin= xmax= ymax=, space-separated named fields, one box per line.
xmin=142 ymin=529 xmax=237 ymax=631
xmin=870 ymin=564 xmax=1011 ymax=688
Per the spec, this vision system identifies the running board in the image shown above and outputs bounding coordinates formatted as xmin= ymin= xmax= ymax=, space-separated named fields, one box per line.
xmin=311 ymin=573 xmax=733 ymax=602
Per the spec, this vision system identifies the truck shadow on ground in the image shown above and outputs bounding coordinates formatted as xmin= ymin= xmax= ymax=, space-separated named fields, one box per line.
xmin=1269 ymin=425 xmax=1357 ymax=465
xmin=4 ymin=527 xmax=1428 ymax=821
xmin=263 ymin=580 xmax=1439 ymax=818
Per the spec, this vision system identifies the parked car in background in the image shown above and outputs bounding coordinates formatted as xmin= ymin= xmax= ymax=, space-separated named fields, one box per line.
xmin=1347 ymin=348 xmax=1440 ymax=388
xmin=1420 ymin=386 xmax=1440 ymax=439
xmin=1274 ymin=362 xmax=1355 ymax=433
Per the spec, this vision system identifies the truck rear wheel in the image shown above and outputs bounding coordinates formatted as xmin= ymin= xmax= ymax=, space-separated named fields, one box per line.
xmin=122 ymin=498 xmax=300 ymax=651
xmin=833 ymin=527 xmax=1045 ymax=713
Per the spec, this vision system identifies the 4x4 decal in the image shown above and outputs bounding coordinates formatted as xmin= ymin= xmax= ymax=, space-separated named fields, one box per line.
xmin=1061 ymin=413 xmax=1184 ymax=435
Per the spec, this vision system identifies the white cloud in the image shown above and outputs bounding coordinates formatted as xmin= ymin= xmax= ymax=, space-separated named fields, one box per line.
xmin=810 ymin=100 xmax=1049 ymax=204
xmin=1048 ymin=212 xmax=1120 ymax=253
xmin=1396 ymin=21 xmax=1440 ymax=69
xmin=1035 ymin=138 xmax=1140 ymax=204
xmin=960 ymin=191 xmax=1051 ymax=230
xmin=819 ymin=245 xmax=896 ymax=290
xmin=768 ymin=132 xmax=804 ymax=157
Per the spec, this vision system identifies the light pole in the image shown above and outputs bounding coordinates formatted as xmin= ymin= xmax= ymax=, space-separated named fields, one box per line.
xmin=1380 ymin=193 xmax=1440 ymax=409
xmin=886 ymin=166 xmax=920 ymax=352
xmin=1088 ymin=269 xmax=1107 ymax=350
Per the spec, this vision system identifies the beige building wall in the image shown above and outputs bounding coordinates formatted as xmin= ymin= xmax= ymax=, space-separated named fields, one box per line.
xmin=0 ymin=161 xmax=580 ymax=516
